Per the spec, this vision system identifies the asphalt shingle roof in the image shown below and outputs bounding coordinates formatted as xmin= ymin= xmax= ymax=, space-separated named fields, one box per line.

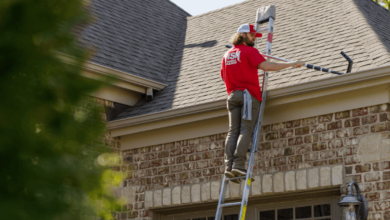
xmin=112 ymin=0 xmax=390 ymax=120
xmin=79 ymin=0 xmax=190 ymax=83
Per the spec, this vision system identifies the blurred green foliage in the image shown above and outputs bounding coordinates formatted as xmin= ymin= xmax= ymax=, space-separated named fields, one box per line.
xmin=0 ymin=0 xmax=122 ymax=219
xmin=374 ymin=0 xmax=390 ymax=9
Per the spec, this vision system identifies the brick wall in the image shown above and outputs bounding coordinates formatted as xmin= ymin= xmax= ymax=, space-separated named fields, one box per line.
xmin=118 ymin=103 xmax=390 ymax=220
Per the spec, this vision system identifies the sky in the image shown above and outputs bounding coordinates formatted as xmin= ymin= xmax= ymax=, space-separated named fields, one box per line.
xmin=170 ymin=0 xmax=246 ymax=16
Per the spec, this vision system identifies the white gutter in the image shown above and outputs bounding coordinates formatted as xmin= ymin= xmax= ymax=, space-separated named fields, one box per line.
xmin=107 ymin=65 xmax=390 ymax=131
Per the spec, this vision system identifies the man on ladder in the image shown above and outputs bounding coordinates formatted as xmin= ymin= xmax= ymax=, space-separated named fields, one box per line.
xmin=221 ymin=23 xmax=305 ymax=182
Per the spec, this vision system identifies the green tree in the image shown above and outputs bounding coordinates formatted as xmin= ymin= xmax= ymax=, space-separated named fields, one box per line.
xmin=374 ymin=0 xmax=390 ymax=10
xmin=0 ymin=0 xmax=121 ymax=219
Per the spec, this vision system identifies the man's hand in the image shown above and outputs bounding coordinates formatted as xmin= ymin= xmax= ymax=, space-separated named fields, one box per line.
xmin=291 ymin=61 xmax=305 ymax=68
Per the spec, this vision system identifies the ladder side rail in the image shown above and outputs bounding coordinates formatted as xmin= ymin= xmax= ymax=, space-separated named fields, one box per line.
xmin=215 ymin=176 xmax=229 ymax=220
xmin=238 ymin=17 xmax=274 ymax=220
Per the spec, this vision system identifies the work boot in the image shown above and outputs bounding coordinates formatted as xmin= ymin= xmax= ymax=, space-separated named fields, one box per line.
xmin=232 ymin=168 xmax=255 ymax=182
xmin=225 ymin=169 xmax=241 ymax=184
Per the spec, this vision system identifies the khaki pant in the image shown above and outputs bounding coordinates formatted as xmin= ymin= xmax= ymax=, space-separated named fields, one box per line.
xmin=225 ymin=90 xmax=261 ymax=170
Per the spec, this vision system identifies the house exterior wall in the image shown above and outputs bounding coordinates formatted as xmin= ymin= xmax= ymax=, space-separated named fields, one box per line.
xmin=116 ymin=103 xmax=390 ymax=220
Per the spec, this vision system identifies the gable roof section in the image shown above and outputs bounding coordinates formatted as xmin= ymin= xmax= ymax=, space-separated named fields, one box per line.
xmin=78 ymin=0 xmax=190 ymax=83
xmin=115 ymin=0 xmax=390 ymax=120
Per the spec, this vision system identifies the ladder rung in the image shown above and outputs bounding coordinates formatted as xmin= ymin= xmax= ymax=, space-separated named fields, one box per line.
xmin=257 ymin=27 xmax=269 ymax=32
xmin=226 ymin=176 xmax=246 ymax=181
xmin=220 ymin=202 xmax=242 ymax=208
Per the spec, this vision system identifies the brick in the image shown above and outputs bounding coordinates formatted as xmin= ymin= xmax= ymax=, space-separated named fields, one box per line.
xmin=384 ymin=171 xmax=390 ymax=180
xmin=319 ymin=131 xmax=335 ymax=141
xmin=313 ymin=134 xmax=318 ymax=142
xmin=328 ymin=139 xmax=343 ymax=149
xmin=269 ymin=149 xmax=283 ymax=158
xmin=362 ymin=115 xmax=377 ymax=124
xmin=191 ymin=170 xmax=202 ymax=178
xmin=355 ymin=164 xmax=371 ymax=173
xmin=133 ymin=154 xmax=145 ymax=162
xmin=202 ymin=151 xmax=215 ymax=159
xmin=183 ymin=146 xmax=195 ymax=154
xmin=283 ymin=147 xmax=294 ymax=156
xmin=371 ymin=122 xmax=390 ymax=132
xmin=370 ymin=105 xmax=381 ymax=113
xmin=196 ymin=144 xmax=209 ymax=152
xmin=164 ymin=174 xmax=176 ymax=183
xmin=377 ymin=181 xmax=390 ymax=190
xmin=345 ymin=156 xmax=360 ymax=165
xmin=380 ymin=112 xmax=390 ymax=122
xmin=313 ymin=160 xmax=327 ymax=166
xmin=157 ymin=167 xmax=169 ymax=175
xmin=152 ymin=176 xmax=164 ymax=184
xmin=279 ymin=129 xmax=294 ymax=138
xmin=336 ymin=128 xmax=352 ymax=138
xmin=346 ymin=174 xmax=362 ymax=183
xmin=336 ymin=148 xmax=344 ymax=157
xmin=273 ymin=139 xmax=287 ymax=148
xmin=265 ymin=132 xmax=279 ymax=140
xmin=209 ymin=142 xmax=223 ymax=150
xmin=295 ymin=126 xmax=310 ymax=136
xmin=288 ymin=137 xmax=303 ymax=146
xmin=288 ymin=155 xmax=302 ymax=164
xmin=345 ymin=118 xmax=360 ymax=127
xmin=179 ymin=172 xmax=190 ymax=180
xmin=188 ymin=154 xmax=201 ymax=161
xmin=151 ymin=145 xmax=163 ymax=152
xmin=312 ymin=142 xmax=327 ymax=151
xmin=139 ymin=161 xmax=151 ymax=169
xmin=170 ymin=165 xmax=182 ymax=173
xmin=164 ymin=142 xmax=175 ymax=150
xmin=311 ymin=123 xmax=326 ymax=133
xmin=262 ymin=125 xmax=271 ymax=133
xmin=271 ymin=123 xmax=286 ymax=131
xmin=304 ymin=152 xmax=318 ymax=161
xmin=139 ymin=210 xmax=150 ymax=218
xmin=162 ymin=157 xmax=175 ymax=166
xmin=383 ymin=161 xmax=390 ymax=170
xmin=373 ymin=162 xmax=381 ymax=171
xmin=175 ymin=140 xmax=188 ymax=148
xmin=158 ymin=151 xmax=169 ymax=158
xmin=382 ymin=191 xmax=390 ymax=200
xmin=170 ymin=148 xmax=182 ymax=156
xmin=146 ymin=153 xmax=158 ymax=160
xmin=296 ymin=145 xmax=311 ymax=154
xmin=344 ymin=137 xmax=358 ymax=146
xmin=367 ymin=192 xmax=380 ymax=202
xmin=273 ymin=158 xmax=286 ymax=166
xmin=203 ymin=168 xmax=216 ymax=176
xmin=318 ymin=114 xmax=333 ymax=122
xmin=140 ymin=146 xmax=151 ymax=153
xmin=196 ymin=161 xmax=209 ymax=169
xmin=352 ymin=125 xmax=370 ymax=136
xmin=259 ymin=142 xmax=271 ymax=150
xmin=216 ymin=149 xmax=224 ymax=158
xmin=365 ymin=172 xmax=381 ymax=182
xmin=319 ymin=150 xmax=334 ymax=160
xmin=328 ymin=158 xmax=343 ymax=165
xmin=345 ymin=166 xmax=353 ymax=174
xmin=352 ymin=107 xmax=368 ymax=117
xmin=152 ymin=159 xmax=163 ymax=167
xmin=327 ymin=121 xmax=343 ymax=130
xmin=202 ymin=135 xmax=215 ymax=143
xmin=188 ymin=138 xmax=200 ymax=146
xmin=335 ymin=110 xmax=350 ymax=119
xmin=286 ymin=119 xmax=301 ymax=128
xmin=304 ymin=135 xmax=312 ymax=143
xmin=303 ymin=117 xmax=317 ymax=126
xmin=380 ymin=104 xmax=390 ymax=112
xmin=210 ymin=158 xmax=224 ymax=167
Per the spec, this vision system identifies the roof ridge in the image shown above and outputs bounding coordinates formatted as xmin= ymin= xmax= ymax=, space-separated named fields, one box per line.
xmin=167 ymin=0 xmax=192 ymax=16
xmin=187 ymin=0 xmax=249 ymax=19
xmin=342 ymin=0 xmax=390 ymax=69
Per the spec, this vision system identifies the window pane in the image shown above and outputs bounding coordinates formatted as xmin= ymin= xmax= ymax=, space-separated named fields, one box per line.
xmin=295 ymin=206 xmax=311 ymax=218
xmin=260 ymin=210 xmax=275 ymax=220
xmin=314 ymin=204 xmax=331 ymax=217
xmin=193 ymin=218 xmax=206 ymax=220
xmin=208 ymin=217 xmax=215 ymax=220
xmin=277 ymin=208 xmax=293 ymax=220
xmin=224 ymin=214 xmax=238 ymax=220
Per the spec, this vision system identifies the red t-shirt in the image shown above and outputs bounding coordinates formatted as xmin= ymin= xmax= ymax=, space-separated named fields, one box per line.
xmin=220 ymin=44 xmax=266 ymax=101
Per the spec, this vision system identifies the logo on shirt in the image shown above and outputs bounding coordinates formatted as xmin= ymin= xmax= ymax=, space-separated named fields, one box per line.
xmin=225 ymin=51 xmax=241 ymax=65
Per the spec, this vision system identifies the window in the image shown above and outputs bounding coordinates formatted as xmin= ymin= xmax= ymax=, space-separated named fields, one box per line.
xmin=259 ymin=204 xmax=332 ymax=220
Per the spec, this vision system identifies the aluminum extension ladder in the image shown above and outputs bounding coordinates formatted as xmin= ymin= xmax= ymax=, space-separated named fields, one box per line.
xmin=215 ymin=5 xmax=276 ymax=220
